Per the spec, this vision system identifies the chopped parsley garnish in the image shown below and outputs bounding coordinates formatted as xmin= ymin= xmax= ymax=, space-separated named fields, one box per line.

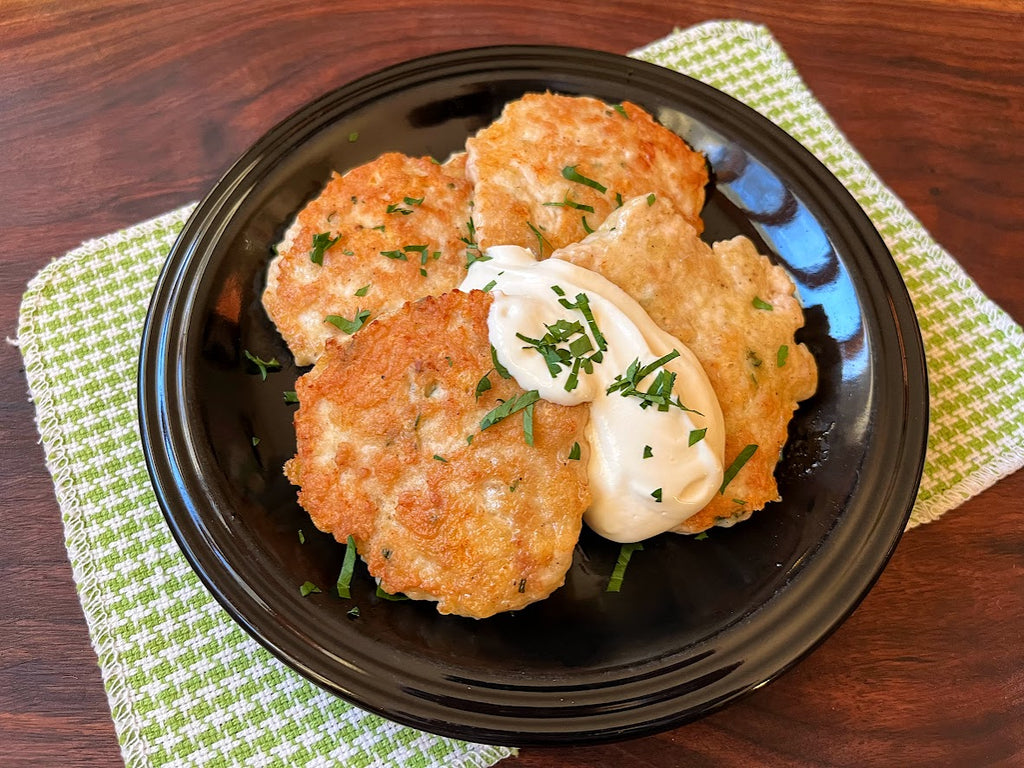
xmin=568 ymin=441 xmax=581 ymax=460
xmin=475 ymin=372 xmax=492 ymax=399
xmin=522 ymin=401 xmax=536 ymax=446
xmin=309 ymin=232 xmax=340 ymax=265
xmin=581 ymin=215 xmax=594 ymax=234
xmin=461 ymin=217 xmax=489 ymax=268
xmin=646 ymin=193 xmax=656 ymax=206
xmin=515 ymin=292 xmax=606 ymax=394
xmin=777 ymin=344 xmax=789 ymax=367
xmin=606 ymin=542 xmax=643 ymax=592
xmin=299 ymin=581 xmax=321 ymax=597
xmin=614 ymin=191 xmax=624 ymax=208
xmin=348 ymin=131 xmax=359 ymax=142
xmin=752 ymin=296 xmax=774 ymax=311
xmin=482 ymin=279 xmax=497 ymax=292
xmin=651 ymin=488 xmax=663 ymax=502
xmin=719 ymin=444 xmax=758 ymax=494
xmin=380 ymin=249 xmax=406 ymax=261
xmin=336 ymin=535 xmax=357 ymax=598
xmin=243 ymin=350 xmax=281 ymax=381
xmin=526 ymin=220 xmax=552 ymax=257
xmin=433 ymin=454 xmax=448 ymax=463
xmin=355 ymin=284 xmax=371 ymax=297
xmin=688 ymin=428 xmax=708 ymax=446
xmin=612 ymin=103 xmax=629 ymax=119
xmin=543 ymin=192 xmax=595 ymax=213
xmin=347 ymin=606 xmax=360 ymax=618
xmin=606 ymin=351 xmax=702 ymax=414
xmin=386 ymin=202 xmax=415 ymax=215
xmin=491 ymin=345 xmax=512 ymax=379
xmin=694 ymin=531 xmax=709 ymax=541
xmin=562 ymin=165 xmax=608 ymax=193
xmin=325 ymin=309 xmax=370 ymax=334
xmin=480 ymin=390 xmax=541 ymax=434
xmin=283 ymin=390 xmax=298 ymax=404
xmin=375 ymin=585 xmax=409 ymax=601
xmin=251 ymin=436 xmax=260 ymax=447
xmin=643 ymin=445 xmax=653 ymax=459
xmin=297 ymin=529 xmax=305 ymax=544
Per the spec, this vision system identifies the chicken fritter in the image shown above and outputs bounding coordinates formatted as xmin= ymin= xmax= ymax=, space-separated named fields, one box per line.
xmin=553 ymin=195 xmax=817 ymax=534
xmin=262 ymin=152 xmax=473 ymax=365
xmin=285 ymin=290 xmax=592 ymax=618
xmin=465 ymin=93 xmax=708 ymax=257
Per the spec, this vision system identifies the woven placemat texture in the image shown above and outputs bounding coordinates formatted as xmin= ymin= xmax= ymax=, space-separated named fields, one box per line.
xmin=18 ymin=19 xmax=1024 ymax=768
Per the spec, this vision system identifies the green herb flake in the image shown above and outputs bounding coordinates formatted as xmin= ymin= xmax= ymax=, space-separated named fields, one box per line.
xmin=561 ymin=165 xmax=608 ymax=193
xmin=568 ymin=441 xmax=581 ymax=460
xmin=526 ymin=220 xmax=552 ymax=257
xmin=380 ymin=249 xmax=407 ymax=261
xmin=606 ymin=350 xmax=703 ymax=415
xmin=433 ymin=454 xmax=448 ymax=463
xmin=475 ymin=373 xmax=492 ymax=400
xmin=688 ymin=428 xmax=707 ymax=446
xmin=752 ymin=296 xmax=774 ymax=311
xmin=640 ymin=445 xmax=652 ymax=459
xmin=243 ymin=350 xmax=281 ymax=381
xmin=719 ymin=444 xmax=759 ymax=495
xmin=347 ymin=606 xmax=360 ymax=618
xmin=386 ymin=202 xmax=414 ymax=215
xmin=543 ymin=192 xmax=596 ymax=213
xmin=461 ymin=217 xmax=490 ymax=268
xmin=375 ymin=585 xmax=409 ymax=601
xmin=612 ymin=103 xmax=629 ymax=119
xmin=309 ymin=232 xmax=340 ymax=265
xmin=694 ymin=531 xmax=709 ymax=541
xmin=522 ymin=401 xmax=536 ymax=446
xmin=482 ymin=279 xmax=497 ymax=293
xmin=325 ymin=309 xmax=370 ymax=334
xmin=491 ymin=345 xmax=512 ymax=379
xmin=299 ymin=581 xmax=321 ymax=597
xmin=480 ymin=390 xmax=541 ymax=432
xmin=777 ymin=344 xmax=789 ymax=367
xmin=251 ymin=436 xmax=260 ymax=447
xmin=581 ymin=215 xmax=594 ymax=234
xmin=354 ymin=284 xmax=371 ymax=297
xmin=336 ymin=535 xmax=357 ymax=599
xmin=348 ymin=131 xmax=359 ymax=142
xmin=297 ymin=529 xmax=305 ymax=544
xmin=646 ymin=193 xmax=656 ymax=206
xmin=606 ymin=542 xmax=643 ymax=593
xmin=651 ymin=488 xmax=663 ymax=502
xmin=283 ymin=390 xmax=299 ymax=404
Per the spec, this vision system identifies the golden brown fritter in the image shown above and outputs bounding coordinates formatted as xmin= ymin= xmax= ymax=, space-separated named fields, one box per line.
xmin=553 ymin=195 xmax=817 ymax=534
xmin=285 ymin=290 xmax=592 ymax=618
xmin=262 ymin=152 xmax=473 ymax=366
xmin=465 ymin=93 xmax=708 ymax=257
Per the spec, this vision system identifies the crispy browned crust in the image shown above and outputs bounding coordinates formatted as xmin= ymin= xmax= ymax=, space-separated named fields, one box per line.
xmin=262 ymin=152 xmax=473 ymax=365
xmin=465 ymin=93 xmax=708 ymax=257
xmin=554 ymin=195 xmax=817 ymax=533
xmin=286 ymin=290 xmax=591 ymax=618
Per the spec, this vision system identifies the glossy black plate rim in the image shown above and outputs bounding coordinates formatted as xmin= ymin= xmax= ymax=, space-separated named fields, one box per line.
xmin=139 ymin=45 xmax=928 ymax=745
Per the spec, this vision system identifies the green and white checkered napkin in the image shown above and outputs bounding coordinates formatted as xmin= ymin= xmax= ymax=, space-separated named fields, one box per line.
xmin=18 ymin=20 xmax=1024 ymax=768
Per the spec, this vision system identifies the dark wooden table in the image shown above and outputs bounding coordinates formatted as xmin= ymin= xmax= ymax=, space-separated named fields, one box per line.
xmin=2 ymin=2 xmax=1022 ymax=766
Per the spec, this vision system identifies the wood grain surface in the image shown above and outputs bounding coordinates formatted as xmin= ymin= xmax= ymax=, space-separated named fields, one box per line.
xmin=1 ymin=2 xmax=1022 ymax=766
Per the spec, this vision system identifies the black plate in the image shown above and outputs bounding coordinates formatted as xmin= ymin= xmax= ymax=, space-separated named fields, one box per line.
xmin=139 ymin=46 xmax=928 ymax=746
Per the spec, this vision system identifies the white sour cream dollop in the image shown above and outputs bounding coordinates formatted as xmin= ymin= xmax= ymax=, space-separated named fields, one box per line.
xmin=460 ymin=245 xmax=724 ymax=542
